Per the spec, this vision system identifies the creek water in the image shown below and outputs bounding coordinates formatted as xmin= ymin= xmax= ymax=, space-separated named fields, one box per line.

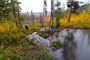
xmin=48 ymin=29 xmax=90 ymax=60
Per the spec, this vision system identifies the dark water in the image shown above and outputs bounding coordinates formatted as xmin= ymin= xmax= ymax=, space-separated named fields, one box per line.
xmin=49 ymin=29 xmax=90 ymax=60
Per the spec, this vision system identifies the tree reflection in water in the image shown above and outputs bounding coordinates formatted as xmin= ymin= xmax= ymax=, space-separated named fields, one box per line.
xmin=62 ymin=29 xmax=77 ymax=60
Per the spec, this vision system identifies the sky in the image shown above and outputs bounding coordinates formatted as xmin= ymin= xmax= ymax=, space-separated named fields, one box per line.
xmin=19 ymin=0 xmax=88 ymax=13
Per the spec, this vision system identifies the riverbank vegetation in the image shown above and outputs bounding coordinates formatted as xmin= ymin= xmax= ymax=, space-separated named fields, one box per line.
xmin=38 ymin=32 xmax=49 ymax=39
xmin=0 ymin=20 xmax=56 ymax=60
xmin=60 ymin=10 xmax=90 ymax=28
xmin=52 ymin=40 xmax=63 ymax=49
xmin=0 ymin=0 xmax=90 ymax=60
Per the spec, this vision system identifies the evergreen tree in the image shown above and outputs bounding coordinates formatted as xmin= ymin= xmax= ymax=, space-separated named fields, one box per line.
xmin=0 ymin=0 xmax=9 ymax=19
xmin=67 ymin=0 xmax=79 ymax=13
xmin=0 ymin=0 xmax=21 ymax=20
xmin=10 ymin=0 xmax=21 ymax=17
xmin=55 ymin=1 xmax=61 ymax=29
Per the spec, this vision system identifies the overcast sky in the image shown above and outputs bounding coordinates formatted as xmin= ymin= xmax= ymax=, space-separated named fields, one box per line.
xmin=19 ymin=0 xmax=88 ymax=13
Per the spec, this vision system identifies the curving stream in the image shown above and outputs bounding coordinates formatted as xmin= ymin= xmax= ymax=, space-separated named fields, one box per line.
xmin=48 ymin=29 xmax=90 ymax=60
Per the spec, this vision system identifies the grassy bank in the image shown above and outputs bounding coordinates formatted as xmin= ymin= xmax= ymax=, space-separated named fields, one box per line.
xmin=60 ymin=11 xmax=90 ymax=28
xmin=0 ymin=20 xmax=56 ymax=60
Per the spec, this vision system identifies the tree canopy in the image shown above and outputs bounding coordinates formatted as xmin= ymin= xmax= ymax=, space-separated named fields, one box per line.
xmin=67 ymin=0 xmax=79 ymax=13
xmin=0 ymin=0 xmax=21 ymax=19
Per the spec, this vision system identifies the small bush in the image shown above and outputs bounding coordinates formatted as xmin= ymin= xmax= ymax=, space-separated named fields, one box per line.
xmin=56 ymin=16 xmax=60 ymax=29
xmin=52 ymin=40 xmax=63 ymax=49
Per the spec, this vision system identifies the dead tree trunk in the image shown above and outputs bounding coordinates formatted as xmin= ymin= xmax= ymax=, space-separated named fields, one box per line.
xmin=51 ymin=0 xmax=54 ymax=31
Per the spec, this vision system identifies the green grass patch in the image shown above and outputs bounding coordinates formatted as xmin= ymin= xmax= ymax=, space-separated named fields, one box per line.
xmin=38 ymin=32 xmax=49 ymax=39
xmin=52 ymin=40 xmax=63 ymax=49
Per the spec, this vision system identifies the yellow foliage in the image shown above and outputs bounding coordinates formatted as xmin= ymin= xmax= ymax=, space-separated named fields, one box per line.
xmin=11 ymin=24 xmax=18 ymax=32
xmin=60 ymin=10 xmax=90 ymax=28
xmin=0 ymin=25 xmax=6 ymax=32
xmin=0 ymin=22 xmax=18 ymax=33
xmin=7 ymin=57 xmax=10 ymax=60
xmin=12 ymin=33 xmax=20 ymax=39
xmin=28 ymin=27 xmax=40 ymax=31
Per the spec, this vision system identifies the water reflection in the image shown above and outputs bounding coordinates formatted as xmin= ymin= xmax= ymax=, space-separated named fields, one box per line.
xmin=50 ymin=29 xmax=90 ymax=60
xmin=62 ymin=29 xmax=77 ymax=60
xmin=74 ymin=30 xmax=90 ymax=60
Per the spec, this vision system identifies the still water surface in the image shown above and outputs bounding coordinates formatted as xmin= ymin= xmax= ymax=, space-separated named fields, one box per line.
xmin=49 ymin=29 xmax=90 ymax=60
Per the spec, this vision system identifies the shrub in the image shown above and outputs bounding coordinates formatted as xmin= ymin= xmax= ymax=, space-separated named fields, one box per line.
xmin=0 ymin=25 xmax=6 ymax=32
xmin=0 ymin=21 xmax=56 ymax=60
xmin=52 ymin=40 xmax=63 ymax=49
xmin=56 ymin=16 xmax=60 ymax=29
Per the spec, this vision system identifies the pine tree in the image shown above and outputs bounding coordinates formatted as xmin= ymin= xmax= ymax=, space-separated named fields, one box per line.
xmin=67 ymin=0 xmax=79 ymax=13
xmin=0 ymin=0 xmax=21 ymax=20
xmin=55 ymin=1 xmax=61 ymax=29
xmin=10 ymin=0 xmax=21 ymax=17
xmin=0 ymin=0 xmax=9 ymax=19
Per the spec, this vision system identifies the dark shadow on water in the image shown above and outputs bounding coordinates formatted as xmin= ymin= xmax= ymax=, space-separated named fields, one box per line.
xmin=62 ymin=29 xmax=77 ymax=60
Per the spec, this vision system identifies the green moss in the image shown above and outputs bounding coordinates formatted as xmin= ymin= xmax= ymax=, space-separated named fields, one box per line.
xmin=52 ymin=40 xmax=63 ymax=49
xmin=38 ymin=32 xmax=49 ymax=39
